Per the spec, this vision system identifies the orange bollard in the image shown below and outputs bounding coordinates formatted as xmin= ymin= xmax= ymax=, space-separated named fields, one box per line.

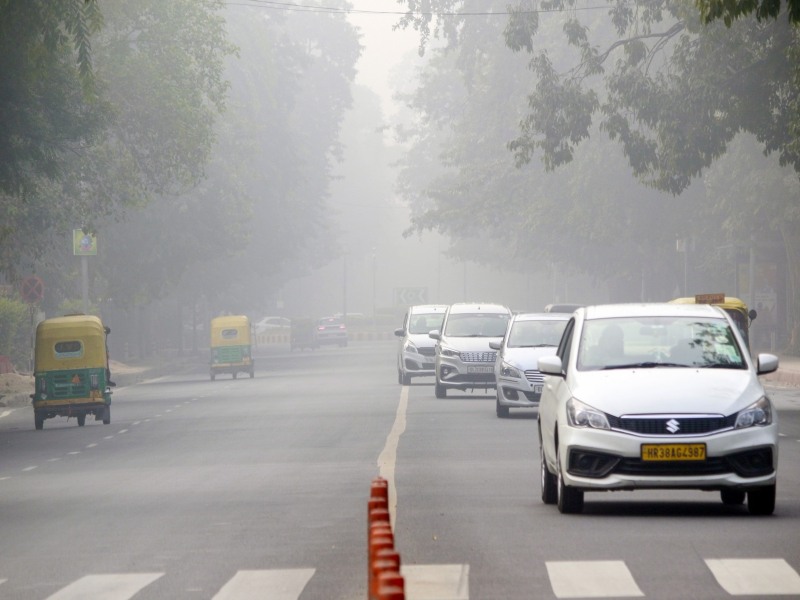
xmin=370 ymin=555 xmax=400 ymax=600
xmin=378 ymin=570 xmax=404 ymax=594
xmin=368 ymin=535 xmax=394 ymax=598
xmin=371 ymin=477 xmax=388 ymax=500
xmin=369 ymin=495 xmax=389 ymax=513
xmin=377 ymin=580 xmax=405 ymax=600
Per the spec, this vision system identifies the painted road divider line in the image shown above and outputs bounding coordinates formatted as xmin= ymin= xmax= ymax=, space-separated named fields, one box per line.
xmin=401 ymin=565 xmax=468 ymax=600
xmin=378 ymin=386 xmax=408 ymax=529
xmin=705 ymin=559 xmax=800 ymax=595
xmin=211 ymin=569 xmax=315 ymax=600
xmin=21 ymin=466 xmax=36 ymax=472
xmin=45 ymin=573 xmax=164 ymax=600
xmin=546 ymin=561 xmax=643 ymax=598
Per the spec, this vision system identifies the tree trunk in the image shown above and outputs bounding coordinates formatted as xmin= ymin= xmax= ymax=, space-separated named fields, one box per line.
xmin=779 ymin=219 xmax=800 ymax=355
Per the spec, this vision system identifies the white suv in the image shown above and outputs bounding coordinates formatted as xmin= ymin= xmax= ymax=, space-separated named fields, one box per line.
xmin=538 ymin=303 xmax=779 ymax=515
xmin=430 ymin=303 xmax=511 ymax=398
xmin=395 ymin=305 xmax=448 ymax=385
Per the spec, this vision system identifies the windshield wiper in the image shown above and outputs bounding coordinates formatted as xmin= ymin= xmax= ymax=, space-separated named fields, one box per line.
xmin=600 ymin=362 xmax=688 ymax=370
xmin=697 ymin=363 xmax=747 ymax=369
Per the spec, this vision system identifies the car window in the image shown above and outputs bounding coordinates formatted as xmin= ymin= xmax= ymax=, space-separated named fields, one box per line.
xmin=319 ymin=318 xmax=343 ymax=326
xmin=54 ymin=341 xmax=83 ymax=359
xmin=556 ymin=319 xmax=575 ymax=373
xmin=409 ymin=313 xmax=445 ymax=334
xmin=443 ymin=313 xmax=510 ymax=337
xmin=507 ymin=320 xmax=568 ymax=348
xmin=577 ymin=316 xmax=746 ymax=371
xmin=221 ymin=329 xmax=239 ymax=340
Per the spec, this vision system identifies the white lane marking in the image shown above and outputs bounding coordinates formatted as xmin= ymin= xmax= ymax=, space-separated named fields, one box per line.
xmin=132 ymin=421 xmax=141 ymax=426
xmin=378 ymin=385 xmax=408 ymax=529
xmin=47 ymin=458 xmax=61 ymax=462
xmin=45 ymin=573 xmax=164 ymax=600
xmin=0 ymin=477 xmax=10 ymax=481
xmin=546 ymin=561 xmax=644 ymax=598
xmin=144 ymin=419 xmax=151 ymax=422
xmin=104 ymin=436 xmax=114 ymax=440
xmin=192 ymin=398 xmax=197 ymax=401
xmin=174 ymin=405 xmax=181 ymax=408
xmin=0 ymin=410 xmax=13 ymax=419
xmin=706 ymin=559 xmax=800 ymax=595
xmin=22 ymin=466 xmax=36 ymax=472
xmin=211 ymin=569 xmax=315 ymax=600
xmin=155 ymin=415 xmax=162 ymax=418
xmin=118 ymin=429 xmax=128 ymax=434
xmin=86 ymin=444 xmax=97 ymax=448
xmin=68 ymin=452 xmax=80 ymax=455
xmin=0 ymin=578 xmax=6 ymax=584
xmin=402 ymin=564 xmax=469 ymax=600
xmin=165 ymin=410 xmax=172 ymax=413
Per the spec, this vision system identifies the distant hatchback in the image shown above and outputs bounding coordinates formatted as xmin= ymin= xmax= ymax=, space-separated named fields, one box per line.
xmin=490 ymin=313 xmax=570 ymax=418
xmin=315 ymin=317 xmax=348 ymax=347
xmin=537 ymin=303 xmax=779 ymax=515
xmin=395 ymin=305 xmax=448 ymax=385
xmin=430 ymin=303 xmax=511 ymax=398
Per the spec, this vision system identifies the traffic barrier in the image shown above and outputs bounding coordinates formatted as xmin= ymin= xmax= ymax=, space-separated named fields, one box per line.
xmin=254 ymin=332 xmax=395 ymax=345
xmin=368 ymin=477 xmax=404 ymax=600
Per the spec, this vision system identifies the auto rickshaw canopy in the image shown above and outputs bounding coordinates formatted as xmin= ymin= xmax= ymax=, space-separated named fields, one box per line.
xmin=669 ymin=297 xmax=752 ymax=348
xmin=210 ymin=316 xmax=251 ymax=347
xmin=35 ymin=315 xmax=108 ymax=372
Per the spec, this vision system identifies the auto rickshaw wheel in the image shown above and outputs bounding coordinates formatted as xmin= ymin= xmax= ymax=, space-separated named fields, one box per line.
xmin=232 ymin=372 xmax=237 ymax=379
xmin=102 ymin=406 xmax=111 ymax=425
xmin=34 ymin=411 xmax=44 ymax=430
xmin=77 ymin=414 xmax=86 ymax=427
xmin=249 ymin=368 xmax=254 ymax=379
xmin=210 ymin=373 xmax=216 ymax=381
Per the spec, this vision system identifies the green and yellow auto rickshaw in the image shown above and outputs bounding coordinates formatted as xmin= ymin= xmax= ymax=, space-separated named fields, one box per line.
xmin=670 ymin=295 xmax=757 ymax=350
xmin=210 ymin=316 xmax=254 ymax=380
xmin=32 ymin=315 xmax=112 ymax=429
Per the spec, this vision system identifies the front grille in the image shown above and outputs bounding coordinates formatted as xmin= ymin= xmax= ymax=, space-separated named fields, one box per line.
xmin=613 ymin=457 xmax=732 ymax=476
xmin=606 ymin=415 xmax=736 ymax=436
xmin=524 ymin=370 xmax=545 ymax=384
xmin=522 ymin=391 xmax=541 ymax=402
xmin=417 ymin=347 xmax=435 ymax=357
xmin=217 ymin=346 xmax=243 ymax=363
xmin=460 ymin=351 xmax=496 ymax=363
xmin=444 ymin=373 xmax=495 ymax=384
xmin=52 ymin=373 xmax=87 ymax=397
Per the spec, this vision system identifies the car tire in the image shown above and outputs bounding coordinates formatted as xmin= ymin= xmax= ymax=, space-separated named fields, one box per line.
xmin=747 ymin=484 xmax=776 ymax=515
xmin=210 ymin=373 xmax=216 ymax=381
xmin=540 ymin=426 xmax=558 ymax=505
xmin=496 ymin=397 xmax=509 ymax=418
xmin=102 ymin=406 xmax=111 ymax=425
xmin=34 ymin=411 xmax=44 ymax=430
xmin=77 ymin=414 xmax=86 ymax=427
xmin=402 ymin=372 xmax=411 ymax=386
xmin=233 ymin=372 xmax=237 ymax=379
xmin=556 ymin=445 xmax=584 ymax=514
xmin=721 ymin=489 xmax=746 ymax=505
xmin=435 ymin=381 xmax=447 ymax=398
xmin=249 ymin=368 xmax=255 ymax=379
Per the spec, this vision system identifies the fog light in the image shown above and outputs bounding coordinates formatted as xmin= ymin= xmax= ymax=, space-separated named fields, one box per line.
xmin=568 ymin=450 xmax=620 ymax=478
xmin=503 ymin=387 xmax=519 ymax=400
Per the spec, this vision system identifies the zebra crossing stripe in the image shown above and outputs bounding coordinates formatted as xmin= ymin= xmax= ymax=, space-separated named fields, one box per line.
xmin=211 ymin=569 xmax=316 ymax=600
xmin=545 ymin=561 xmax=644 ymax=598
xmin=705 ymin=559 xmax=800 ymax=595
xmin=44 ymin=573 xmax=163 ymax=600
xmin=401 ymin=564 xmax=469 ymax=600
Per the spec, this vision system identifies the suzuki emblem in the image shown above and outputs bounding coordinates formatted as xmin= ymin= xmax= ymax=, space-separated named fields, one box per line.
xmin=666 ymin=418 xmax=680 ymax=434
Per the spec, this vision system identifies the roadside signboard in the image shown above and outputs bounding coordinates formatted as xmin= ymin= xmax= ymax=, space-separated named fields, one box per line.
xmin=695 ymin=293 xmax=725 ymax=305
xmin=21 ymin=276 xmax=44 ymax=303
xmin=73 ymin=230 xmax=97 ymax=255
xmin=393 ymin=287 xmax=428 ymax=306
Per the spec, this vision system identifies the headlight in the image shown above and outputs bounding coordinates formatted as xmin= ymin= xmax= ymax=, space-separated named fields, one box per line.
xmin=404 ymin=341 xmax=418 ymax=354
xmin=500 ymin=361 xmax=521 ymax=378
xmin=566 ymin=398 xmax=610 ymax=430
xmin=735 ymin=396 xmax=772 ymax=429
xmin=440 ymin=345 xmax=460 ymax=358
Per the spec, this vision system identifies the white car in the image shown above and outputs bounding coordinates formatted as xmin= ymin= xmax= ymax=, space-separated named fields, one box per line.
xmin=255 ymin=316 xmax=290 ymax=334
xmin=430 ymin=303 xmax=511 ymax=398
xmin=490 ymin=313 xmax=570 ymax=418
xmin=395 ymin=305 xmax=448 ymax=385
xmin=537 ymin=303 xmax=779 ymax=515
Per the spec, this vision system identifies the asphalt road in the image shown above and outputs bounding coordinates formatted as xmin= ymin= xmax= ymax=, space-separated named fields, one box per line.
xmin=0 ymin=341 xmax=798 ymax=599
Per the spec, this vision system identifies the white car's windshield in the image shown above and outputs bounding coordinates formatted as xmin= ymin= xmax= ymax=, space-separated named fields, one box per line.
xmin=507 ymin=320 xmax=568 ymax=348
xmin=577 ymin=316 xmax=747 ymax=371
xmin=444 ymin=313 xmax=509 ymax=337
xmin=408 ymin=313 xmax=445 ymax=334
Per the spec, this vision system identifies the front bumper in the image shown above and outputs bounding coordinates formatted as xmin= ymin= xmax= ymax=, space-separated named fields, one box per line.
xmin=437 ymin=355 xmax=496 ymax=389
xmin=403 ymin=350 xmax=436 ymax=376
xmin=559 ymin=422 xmax=779 ymax=491
xmin=497 ymin=376 xmax=543 ymax=407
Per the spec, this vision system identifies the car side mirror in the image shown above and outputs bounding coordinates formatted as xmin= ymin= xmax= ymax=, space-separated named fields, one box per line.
xmin=749 ymin=309 xmax=757 ymax=321
xmin=488 ymin=341 xmax=501 ymax=350
xmin=538 ymin=355 xmax=563 ymax=376
xmin=394 ymin=328 xmax=405 ymax=337
xmin=757 ymin=353 xmax=779 ymax=375
xmin=428 ymin=330 xmax=441 ymax=340
xmin=104 ymin=326 xmax=111 ymax=334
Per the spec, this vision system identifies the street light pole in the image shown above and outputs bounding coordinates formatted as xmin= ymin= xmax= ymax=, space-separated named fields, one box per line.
xmin=372 ymin=248 xmax=376 ymax=328
xmin=82 ymin=255 xmax=89 ymax=314
xmin=343 ymin=253 xmax=347 ymax=326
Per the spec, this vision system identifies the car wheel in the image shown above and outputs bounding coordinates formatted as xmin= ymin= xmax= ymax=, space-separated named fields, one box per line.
xmin=210 ymin=373 xmax=216 ymax=381
xmin=34 ymin=411 xmax=44 ymax=430
xmin=721 ymin=489 xmax=746 ymax=505
xmin=435 ymin=381 xmax=447 ymax=398
xmin=556 ymin=445 xmax=584 ymax=514
xmin=233 ymin=372 xmax=237 ymax=379
xmin=402 ymin=372 xmax=411 ymax=386
xmin=747 ymin=484 xmax=776 ymax=515
xmin=496 ymin=397 xmax=509 ymax=418
xmin=77 ymin=414 xmax=86 ymax=427
xmin=102 ymin=406 xmax=111 ymax=425
xmin=249 ymin=368 xmax=255 ymax=379
xmin=540 ymin=426 xmax=557 ymax=505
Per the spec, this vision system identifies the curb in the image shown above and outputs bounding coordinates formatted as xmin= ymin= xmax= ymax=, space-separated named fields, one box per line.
xmin=761 ymin=370 xmax=800 ymax=387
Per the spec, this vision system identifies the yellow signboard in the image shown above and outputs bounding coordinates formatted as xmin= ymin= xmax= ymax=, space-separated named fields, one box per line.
xmin=695 ymin=293 xmax=725 ymax=305
xmin=73 ymin=230 xmax=97 ymax=256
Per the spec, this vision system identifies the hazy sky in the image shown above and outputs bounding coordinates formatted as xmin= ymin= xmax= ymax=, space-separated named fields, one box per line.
xmin=346 ymin=0 xmax=421 ymax=118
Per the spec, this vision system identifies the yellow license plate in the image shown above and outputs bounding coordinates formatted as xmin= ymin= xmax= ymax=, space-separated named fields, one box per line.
xmin=641 ymin=443 xmax=706 ymax=461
